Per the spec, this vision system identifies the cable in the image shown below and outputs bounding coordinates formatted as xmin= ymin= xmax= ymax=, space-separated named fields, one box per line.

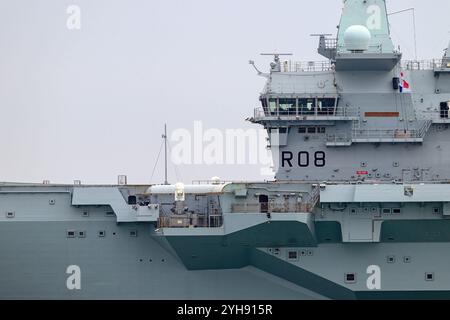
xmin=150 ymin=139 xmax=165 ymax=184
xmin=167 ymin=138 xmax=183 ymax=182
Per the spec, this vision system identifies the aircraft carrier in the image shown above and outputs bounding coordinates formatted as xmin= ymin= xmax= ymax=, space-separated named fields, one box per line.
xmin=1 ymin=0 xmax=450 ymax=299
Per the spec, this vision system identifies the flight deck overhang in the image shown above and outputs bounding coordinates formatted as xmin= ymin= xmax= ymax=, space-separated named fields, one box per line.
xmin=334 ymin=52 xmax=402 ymax=71
xmin=72 ymin=187 xmax=159 ymax=222
xmin=320 ymin=184 xmax=450 ymax=203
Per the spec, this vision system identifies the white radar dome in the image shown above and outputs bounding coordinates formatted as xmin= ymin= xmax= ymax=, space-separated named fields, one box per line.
xmin=343 ymin=25 xmax=371 ymax=52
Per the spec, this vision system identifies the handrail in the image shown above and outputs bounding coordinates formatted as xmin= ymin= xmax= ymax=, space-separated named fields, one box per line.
xmin=281 ymin=60 xmax=334 ymax=72
xmin=402 ymin=59 xmax=450 ymax=70
xmin=327 ymin=120 xmax=432 ymax=143
xmin=253 ymin=106 xmax=359 ymax=119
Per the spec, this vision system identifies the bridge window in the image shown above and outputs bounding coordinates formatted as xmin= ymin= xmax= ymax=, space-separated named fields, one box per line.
xmin=269 ymin=98 xmax=277 ymax=115
xmin=260 ymin=97 xmax=268 ymax=111
xmin=279 ymin=98 xmax=296 ymax=115
xmin=300 ymin=98 xmax=316 ymax=115
xmin=317 ymin=98 xmax=336 ymax=115
xmin=307 ymin=127 xmax=316 ymax=134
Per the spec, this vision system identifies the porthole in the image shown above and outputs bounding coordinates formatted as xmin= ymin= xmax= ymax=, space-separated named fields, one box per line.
xmin=307 ymin=250 xmax=314 ymax=256
xmin=404 ymin=256 xmax=412 ymax=263
xmin=425 ymin=273 xmax=435 ymax=282
xmin=345 ymin=273 xmax=357 ymax=284
xmin=49 ymin=199 xmax=56 ymax=205
xmin=287 ymin=250 xmax=298 ymax=261
xmin=387 ymin=255 xmax=396 ymax=264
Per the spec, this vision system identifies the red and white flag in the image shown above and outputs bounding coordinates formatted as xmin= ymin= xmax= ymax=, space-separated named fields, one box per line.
xmin=399 ymin=72 xmax=411 ymax=93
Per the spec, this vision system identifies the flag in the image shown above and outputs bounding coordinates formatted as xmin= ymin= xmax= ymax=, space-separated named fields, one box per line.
xmin=399 ymin=72 xmax=411 ymax=93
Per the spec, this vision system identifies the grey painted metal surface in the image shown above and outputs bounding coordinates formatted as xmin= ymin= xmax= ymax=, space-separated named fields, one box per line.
xmin=1 ymin=0 xmax=450 ymax=300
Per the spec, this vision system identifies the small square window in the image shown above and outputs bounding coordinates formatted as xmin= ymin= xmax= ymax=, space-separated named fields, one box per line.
xmin=273 ymin=248 xmax=280 ymax=255
xmin=298 ymin=127 xmax=307 ymax=134
xmin=350 ymin=208 xmax=357 ymax=215
xmin=433 ymin=208 xmax=441 ymax=214
xmin=78 ymin=231 xmax=86 ymax=238
xmin=288 ymin=251 xmax=298 ymax=260
xmin=425 ymin=273 xmax=435 ymax=282
xmin=130 ymin=230 xmax=138 ymax=237
xmin=307 ymin=127 xmax=316 ymax=134
xmin=82 ymin=211 xmax=89 ymax=217
xmin=98 ymin=231 xmax=106 ymax=238
xmin=383 ymin=208 xmax=392 ymax=215
xmin=345 ymin=273 xmax=357 ymax=283
xmin=6 ymin=212 xmax=15 ymax=218
xmin=387 ymin=255 xmax=396 ymax=264
xmin=393 ymin=209 xmax=402 ymax=215
xmin=67 ymin=230 xmax=76 ymax=238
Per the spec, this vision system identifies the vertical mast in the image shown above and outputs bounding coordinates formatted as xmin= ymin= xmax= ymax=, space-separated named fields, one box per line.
xmin=163 ymin=124 xmax=169 ymax=185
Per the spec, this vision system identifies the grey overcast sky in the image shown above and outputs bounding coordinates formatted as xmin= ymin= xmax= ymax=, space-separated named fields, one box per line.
xmin=0 ymin=0 xmax=449 ymax=185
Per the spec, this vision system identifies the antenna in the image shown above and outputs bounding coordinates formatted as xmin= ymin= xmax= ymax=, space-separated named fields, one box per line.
xmin=162 ymin=124 xmax=169 ymax=185
xmin=388 ymin=8 xmax=418 ymax=60
xmin=260 ymin=53 xmax=293 ymax=61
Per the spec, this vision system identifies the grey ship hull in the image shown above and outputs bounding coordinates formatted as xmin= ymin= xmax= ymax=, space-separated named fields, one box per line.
xmin=2 ymin=184 xmax=450 ymax=300
xmin=0 ymin=218 xmax=323 ymax=300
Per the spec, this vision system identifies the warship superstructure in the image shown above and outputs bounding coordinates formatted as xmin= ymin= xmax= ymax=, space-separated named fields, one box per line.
xmin=2 ymin=0 xmax=450 ymax=299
